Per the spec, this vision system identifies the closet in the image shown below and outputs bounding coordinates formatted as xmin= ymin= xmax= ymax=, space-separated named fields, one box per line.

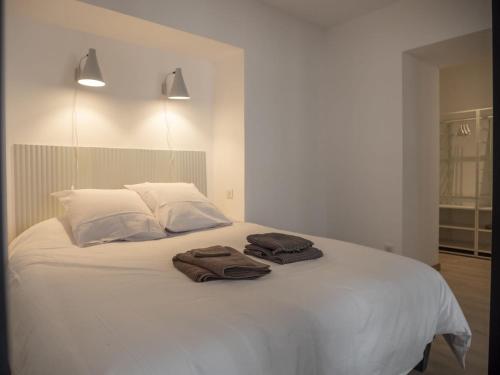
xmin=439 ymin=107 xmax=493 ymax=258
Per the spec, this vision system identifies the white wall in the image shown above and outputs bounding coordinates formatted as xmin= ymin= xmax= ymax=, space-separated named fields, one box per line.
xmin=213 ymin=52 xmax=245 ymax=221
xmin=402 ymin=54 xmax=440 ymax=265
xmin=440 ymin=59 xmax=493 ymax=113
xmin=82 ymin=0 xmax=328 ymax=236
xmin=5 ymin=2 xmax=220 ymax=240
xmin=320 ymin=0 xmax=491 ymax=260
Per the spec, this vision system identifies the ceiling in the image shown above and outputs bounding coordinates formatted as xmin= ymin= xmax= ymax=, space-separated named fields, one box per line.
xmin=409 ymin=29 xmax=492 ymax=68
xmin=258 ymin=0 xmax=400 ymax=28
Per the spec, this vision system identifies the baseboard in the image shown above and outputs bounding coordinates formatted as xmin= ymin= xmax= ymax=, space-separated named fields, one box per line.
xmin=432 ymin=263 xmax=441 ymax=271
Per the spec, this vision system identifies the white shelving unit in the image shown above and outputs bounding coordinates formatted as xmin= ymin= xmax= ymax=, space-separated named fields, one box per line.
xmin=439 ymin=205 xmax=491 ymax=257
xmin=439 ymin=108 xmax=493 ymax=258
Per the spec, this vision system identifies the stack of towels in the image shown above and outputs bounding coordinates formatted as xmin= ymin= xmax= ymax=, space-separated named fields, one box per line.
xmin=244 ymin=232 xmax=323 ymax=264
xmin=173 ymin=233 xmax=323 ymax=282
xmin=173 ymin=246 xmax=271 ymax=282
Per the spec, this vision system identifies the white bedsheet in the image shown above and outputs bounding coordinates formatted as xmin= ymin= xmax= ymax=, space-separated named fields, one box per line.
xmin=8 ymin=218 xmax=471 ymax=375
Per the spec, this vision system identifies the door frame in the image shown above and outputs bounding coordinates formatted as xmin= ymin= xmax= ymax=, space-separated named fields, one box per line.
xmin=489 ymin=2 xmax=499 ymax=374
xmin=0 ymin=0 xmax=10 ymax=372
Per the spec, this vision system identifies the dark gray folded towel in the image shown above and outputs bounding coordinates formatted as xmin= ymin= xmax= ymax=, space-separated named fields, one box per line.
xmin=192 ymin=247 xmax=231 ymax=258
xmin=173 ymin=246 xmax=271 ymax=282
xmin=247 ymin=233 xmax=314 ymax=254
xmin=244 ymin=244 xmax=323 ymax=265
xmin=173 ymin=259 xmax=218 ymax=282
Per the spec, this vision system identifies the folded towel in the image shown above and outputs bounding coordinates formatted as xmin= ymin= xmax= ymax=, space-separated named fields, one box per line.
xmin=247 ymin=233 xmax=314 ymax=254
xmin=173 ymin=258 xmax=219 ymax=282
xmin=244 ymin=244 xmax=323 ymax=264
xmin=192 ymin=247 xmax=231 ymax=258
xmin=173 ymin=246 xmax=271 ymax=282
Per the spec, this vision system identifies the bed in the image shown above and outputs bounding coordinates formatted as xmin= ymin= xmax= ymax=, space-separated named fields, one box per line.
xmin=8 ymin=217 xmax=471 ymax=375
xmin=8 ymin=144 xmax=471 ymax=375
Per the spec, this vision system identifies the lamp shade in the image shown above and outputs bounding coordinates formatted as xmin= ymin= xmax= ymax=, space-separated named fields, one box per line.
xmin=77 ymin=48 xmax=105 ymax=87
xmin=167 ymin=68 xmax=190 ymax=99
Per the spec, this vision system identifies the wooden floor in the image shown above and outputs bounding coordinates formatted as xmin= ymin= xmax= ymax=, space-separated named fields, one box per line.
xmin=410 ymin=253 xmax=491 ymax=375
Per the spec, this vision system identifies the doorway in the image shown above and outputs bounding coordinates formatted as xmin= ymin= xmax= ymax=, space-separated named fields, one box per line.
xmin=404 ymin=29 xmax=493 ymax=374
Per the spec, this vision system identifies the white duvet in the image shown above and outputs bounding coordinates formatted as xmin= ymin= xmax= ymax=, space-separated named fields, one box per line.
xmin=8 ymin=219 xmax=471 ymax=375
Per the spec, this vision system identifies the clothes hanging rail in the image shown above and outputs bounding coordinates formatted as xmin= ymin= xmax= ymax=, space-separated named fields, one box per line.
xmin=441 ymin=116 xmax=488 ymax=124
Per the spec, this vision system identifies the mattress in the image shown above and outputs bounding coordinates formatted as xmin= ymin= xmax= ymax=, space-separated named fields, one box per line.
xmin=8 ymin=218 xmax=471 ymax=375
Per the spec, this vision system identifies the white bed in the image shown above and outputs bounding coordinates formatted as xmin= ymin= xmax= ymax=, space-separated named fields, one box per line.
xmin=8 ymin=218 xmax=470 ymax=375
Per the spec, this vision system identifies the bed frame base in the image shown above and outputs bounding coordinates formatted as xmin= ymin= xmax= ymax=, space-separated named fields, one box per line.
xmin=413 ymin=342 xmax=432 ymax=372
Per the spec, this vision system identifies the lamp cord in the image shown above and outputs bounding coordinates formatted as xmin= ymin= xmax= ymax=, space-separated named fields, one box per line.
xmin=162 ymin=89 xmax=176 ymax=168
xmin=71 ymin=83 xmax=80 ymax=190
xmin=162 ymin=98 xmax=173 ymax=151
xmin=70 ymin=54 xmax=89 ymax=190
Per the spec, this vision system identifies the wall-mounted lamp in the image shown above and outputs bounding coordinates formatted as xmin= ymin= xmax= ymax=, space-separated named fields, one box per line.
xmin=162 ymin=68 xmax=190 ymax=100
xmin=76 ymin=48 xmax=106 ymax=87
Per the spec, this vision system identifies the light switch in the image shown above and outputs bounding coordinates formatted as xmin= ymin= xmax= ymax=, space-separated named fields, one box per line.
xmin=226 ymin=189 xmax=234 ymax=199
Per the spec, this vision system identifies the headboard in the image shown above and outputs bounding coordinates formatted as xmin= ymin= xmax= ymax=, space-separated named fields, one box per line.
xmin=13 ymin=144 xmax=207 ymax=236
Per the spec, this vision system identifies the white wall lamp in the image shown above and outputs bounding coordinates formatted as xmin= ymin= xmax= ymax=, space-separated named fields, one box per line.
xmin=162 ymin=68 xmax=190 ymax=100
xmin=76 ymin=48 xmax=106 ymax=87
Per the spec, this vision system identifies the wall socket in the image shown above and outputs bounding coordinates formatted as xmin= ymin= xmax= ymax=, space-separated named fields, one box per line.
xmin=384 ymin=244 xmax=394 ymax=253
xmin=226 ymin=189 xmax=234 ymax=200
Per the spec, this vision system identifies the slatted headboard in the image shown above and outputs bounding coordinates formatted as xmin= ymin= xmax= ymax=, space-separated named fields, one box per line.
xmin=13 ymin=144 xmax=207 ymax=236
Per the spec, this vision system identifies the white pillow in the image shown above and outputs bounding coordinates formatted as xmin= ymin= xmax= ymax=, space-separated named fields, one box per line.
xmin=125 ymin=182 xmax=232 ymax=233
xmin=52 ymin=189 xmax=166 ymax=247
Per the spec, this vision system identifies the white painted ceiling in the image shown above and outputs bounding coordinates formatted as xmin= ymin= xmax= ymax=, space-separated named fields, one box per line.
xmin=258 ymin=0 xmax=400 ymax=28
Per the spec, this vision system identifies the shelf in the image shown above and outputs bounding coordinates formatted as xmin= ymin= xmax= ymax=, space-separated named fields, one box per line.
xmin=438 ymin=205 xmax=492 ymax=211
xmin=478 ymin=228 xmax=492 ymax=233
xmin=439 ymin=225 xmax=475 ymax=231
xmin=438 ymin=240 xmax=474 ymax=252
xmin=439 ymin=205 xmax=475 ymax=210
xmin=478 ymin=244 xmax=491 ymax=253
xmin=440 ymin=249 xmax=490 ymax=259
xmin=440 ymin=249 xmax=475 ymax=257
xmin=439 ymin=196 xmax=477 ymax=201
xmin=440 ymin=156 xmax=488 ymax=162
